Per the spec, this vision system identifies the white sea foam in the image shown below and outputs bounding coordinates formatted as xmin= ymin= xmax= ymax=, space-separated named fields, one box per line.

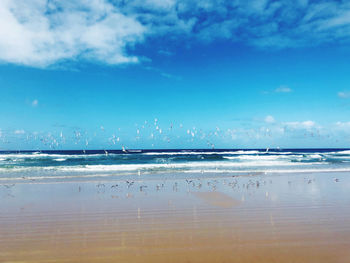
xmin=223 ymin=155 xmax=303 ymax=160
xmin=308 ymin=154 xmax=324 ymax=159
xmin=331 ymin=150 xmax=350 ymax=155
xmin=184 ymin=167 xmax=350 ymax=174
xmin=0 ymin=160 xmax=316 ymax=174
xmin=325 ymin=155 xmax=350 ymax=159
xmin=1 ymin=150 xmax=347 ymax=160
xmin=142 ymin=150 xmax=261 ymax=155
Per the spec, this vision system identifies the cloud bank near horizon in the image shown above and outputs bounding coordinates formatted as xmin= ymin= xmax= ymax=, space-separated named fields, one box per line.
xmin=1 ymin=0 xmax=350 ymax=67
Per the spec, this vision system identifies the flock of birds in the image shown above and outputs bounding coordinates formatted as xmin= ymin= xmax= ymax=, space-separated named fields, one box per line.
xmin=0 ymin=117 xmax=326 ymax=150
xmin=0 ymin=119 xmax=220 ymax=150
xmin=1 ymin=176 xmax=341 ymax=200
xmin=97 ymin=175 xmax=340 ymax=194
xmin=93 ymin=178 xmax=256 ymax=194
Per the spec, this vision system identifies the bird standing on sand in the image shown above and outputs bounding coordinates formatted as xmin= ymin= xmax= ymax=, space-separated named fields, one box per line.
xmin=3 ymin=184 xmax=15 ymax=189
xmin=126 ymin=181 xmax=134 ymax=188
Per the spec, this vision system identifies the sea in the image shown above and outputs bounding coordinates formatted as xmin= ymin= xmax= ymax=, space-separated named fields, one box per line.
xmin=1 ymin=149 xmax=350 ymax=182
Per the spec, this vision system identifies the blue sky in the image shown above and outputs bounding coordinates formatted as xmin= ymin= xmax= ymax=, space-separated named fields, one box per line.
xmin=1 ymin=0 xmax=350 ymax=150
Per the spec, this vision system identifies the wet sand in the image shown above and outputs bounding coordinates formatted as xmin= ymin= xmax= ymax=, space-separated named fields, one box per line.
xmin=1 ymin=172 xmax=350 ymax=262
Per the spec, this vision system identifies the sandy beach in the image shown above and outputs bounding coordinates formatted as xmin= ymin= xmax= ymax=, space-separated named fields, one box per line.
xmin=1 ymin=171 xmax=350 ymax=263
xmin=1 ymin=0 xmax=350 ymax=261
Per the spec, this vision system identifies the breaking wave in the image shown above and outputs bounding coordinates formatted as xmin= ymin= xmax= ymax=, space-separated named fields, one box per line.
xmin=1 ymin=148 xmax=350 ymax=181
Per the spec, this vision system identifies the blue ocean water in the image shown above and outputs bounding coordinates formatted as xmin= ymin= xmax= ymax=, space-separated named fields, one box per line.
xmin=1 ymin=149 xmax=350 ymax=182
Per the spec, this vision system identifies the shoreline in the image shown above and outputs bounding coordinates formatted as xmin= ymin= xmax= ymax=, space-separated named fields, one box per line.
xmin=1 ymin=168 xmax=350 ymax=184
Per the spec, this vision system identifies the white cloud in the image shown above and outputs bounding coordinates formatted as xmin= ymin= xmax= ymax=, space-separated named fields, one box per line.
xmin=264 ymin=115 xmax=275 ymax=123
xmin=158 ymin=50 xmax=174 ymax=56
xmin=14 ymin=129 xmax=25 ymax=134
xmin=1 ymin=0 xmax=350 ymax=67
xmin=0 ymin=0 xmax=145 ymax=67
xmin=275 ymin=85 xmax=292 ymax=93
xmin=284 ymin=120 xmax=316 ymax=130
xmin=333 ymin=122 xmax=350 ymax=137
xmin=32 ymin=99 xmax=38 ymax=107
xmin=338 ymin=91 xmax=350 ymax=98
xmin=335 ymin=121 xmax=350 ymax=128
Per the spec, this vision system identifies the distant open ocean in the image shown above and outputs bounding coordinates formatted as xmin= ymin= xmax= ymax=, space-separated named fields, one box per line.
xmin=1 ymin=149 xmax=350 ymax=182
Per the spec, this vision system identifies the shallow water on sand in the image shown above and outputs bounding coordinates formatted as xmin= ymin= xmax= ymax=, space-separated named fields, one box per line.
xmin=1 ymin=171 xmax=350 ymax=262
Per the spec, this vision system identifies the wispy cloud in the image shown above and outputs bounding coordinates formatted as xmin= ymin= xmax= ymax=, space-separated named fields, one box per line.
xmin=145 ymin=66 xmax=181 ymax=80
xmin=31 ymin=99 xmax=38 ymax=107
xmin=264 ymin=115 xmax=275 ymax=124
xmin=158 ymin=50 xmax=174 ymax=56
xmin=283 ymin=120 xmax=317 ymax=130
xmin=1 ymin=0 xmax=350 ymax=67
xmin=14 ymin=129 xmax=25 ymax=135
xmin=275 ymin=85 xmax=292 ymax=93
xmin=335 ymin=121 xmax=350 ymax=128
xmin=338 ymin=91 xmax=350 ymax=98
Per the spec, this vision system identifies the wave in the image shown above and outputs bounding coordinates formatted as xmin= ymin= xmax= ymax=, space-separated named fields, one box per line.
xmin=328 ymin=150 xmax=350 ymax=155
xmin=0 ymin=153 xmax=114 ymax=159
xmin=223 ymin=155 xmax=304 ymax=160
xmin=1 ymin=149 xmax=350 ymax=182
xmin=0 ymin=160 xmax=316 ymax=173
xmin=1 ymin=149 xmax=350 ymax=159
xmin=308 ymin=154 xmax=324 ymax=159
xmin=141 ymin=150 xmax=262 ymax=155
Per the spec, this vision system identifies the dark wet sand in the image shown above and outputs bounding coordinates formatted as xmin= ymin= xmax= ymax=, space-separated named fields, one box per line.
xmin=1 ymin=172 xmax=350 ymax=262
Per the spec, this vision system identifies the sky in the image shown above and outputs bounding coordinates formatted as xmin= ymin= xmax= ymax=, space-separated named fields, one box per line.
xmin=1 ymin=0 xmax=350 ymax=150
